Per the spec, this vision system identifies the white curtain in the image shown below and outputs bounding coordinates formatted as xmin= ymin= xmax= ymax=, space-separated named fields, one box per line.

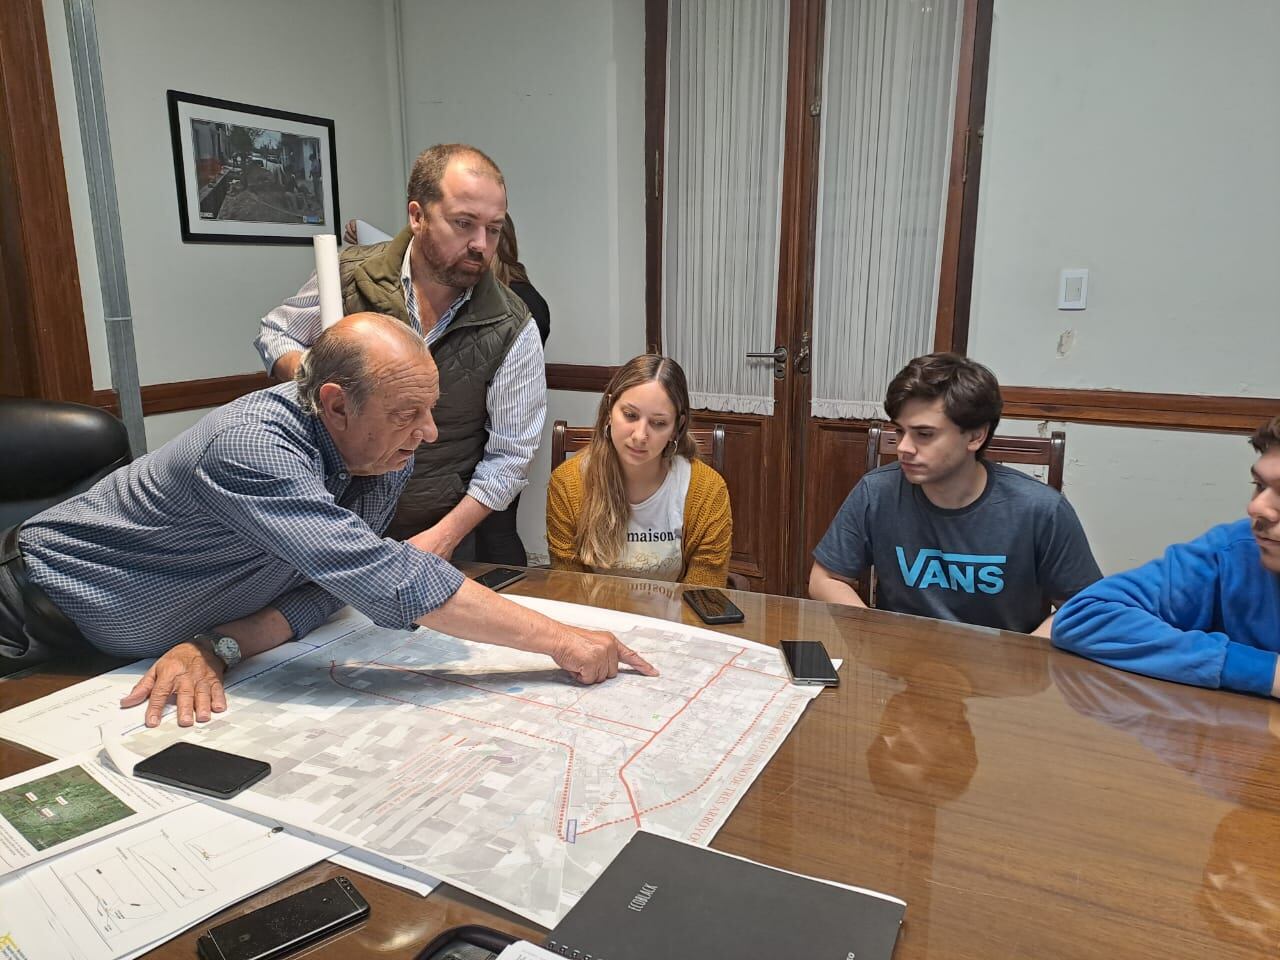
xmin=662 ymin=0 xmax=789 ymax=415
xmin=810 ymin=0 xmax=964 ymax=420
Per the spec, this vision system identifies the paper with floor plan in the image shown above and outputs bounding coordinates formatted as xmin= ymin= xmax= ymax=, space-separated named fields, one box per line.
xmin=0 ymin=750 xmax=189 ymax=877
xmin=0 ymin=803 xmax=337 ymax=960
xmin=108 ymin=596 xmax=826 ymax=927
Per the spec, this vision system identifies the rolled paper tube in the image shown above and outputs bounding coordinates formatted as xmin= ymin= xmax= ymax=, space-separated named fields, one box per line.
xmin=313 ymin=234 xmax=342 ymax=329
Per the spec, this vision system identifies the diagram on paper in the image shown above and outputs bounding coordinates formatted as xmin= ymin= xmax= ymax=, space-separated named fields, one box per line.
xmin=0 ymin=805 xmax=335 ymax=960
xmin=118 ymin=596 xmax=821 ymax=926
xmin=54 ymin=819 xmax=283 ymax=942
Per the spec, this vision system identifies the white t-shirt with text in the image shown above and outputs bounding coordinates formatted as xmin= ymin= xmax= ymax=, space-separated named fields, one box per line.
xmin=590 ymin=456 xmax=691 ymax=582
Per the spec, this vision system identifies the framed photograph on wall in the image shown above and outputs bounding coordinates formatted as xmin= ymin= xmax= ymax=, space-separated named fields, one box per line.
xmin=167 ymin=90 xmax=340 ymax=244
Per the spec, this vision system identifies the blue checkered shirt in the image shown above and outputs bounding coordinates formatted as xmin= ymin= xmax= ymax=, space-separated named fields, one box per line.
xmin=19 ymin=383 xmax=465 ymax=658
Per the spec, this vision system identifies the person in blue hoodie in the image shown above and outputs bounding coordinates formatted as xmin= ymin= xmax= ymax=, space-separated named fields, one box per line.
xmin=1052 ymin=415 xmax=1280 ymax=698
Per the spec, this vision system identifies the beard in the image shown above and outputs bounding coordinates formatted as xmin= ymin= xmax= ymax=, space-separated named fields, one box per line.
xmin=420 ymin=239 xmax=488 ymax=289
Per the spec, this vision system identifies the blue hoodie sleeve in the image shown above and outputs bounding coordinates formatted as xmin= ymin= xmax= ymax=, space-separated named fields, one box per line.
xmin=1051 ymin=530 xmax=1277 ymax=696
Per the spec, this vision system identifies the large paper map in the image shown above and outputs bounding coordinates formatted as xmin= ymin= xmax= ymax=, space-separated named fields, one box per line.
xmin=112 ymin=596 xmax=821 ymax=926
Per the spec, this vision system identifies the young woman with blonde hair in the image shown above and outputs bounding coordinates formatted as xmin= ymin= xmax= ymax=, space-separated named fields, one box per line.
xmin=546 ymin=355 xmax=732 ymax=586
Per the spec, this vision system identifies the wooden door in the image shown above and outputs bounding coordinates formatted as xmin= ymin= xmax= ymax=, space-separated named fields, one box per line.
xmin=0 ymin=0 xmax=94 ymax=403
xmin=791 ymin=0 xmax=992 ymax=593
xmin=648 ymin=0 xmax=823 ymax=596
xmin=648 ymin=0 xmax=990 ymax=596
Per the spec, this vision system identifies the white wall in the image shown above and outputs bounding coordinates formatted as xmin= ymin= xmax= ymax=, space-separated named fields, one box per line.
xmin=45 ymin=0 xmax=405 ymax=403
xmin=397 ymin=0 xmax=648 ymax=367
xmin=45 ymin=0 xmax=645 ymax=550
xmin=992 ymin=420 xmax=1257 ymax=574
xmin=396 ymin=0 xmax=647 ymax=561
xmin=970 ymin=0 xmax=1278 ymax=573
xmin=970 ymin=0 xmax=1280 ymax=397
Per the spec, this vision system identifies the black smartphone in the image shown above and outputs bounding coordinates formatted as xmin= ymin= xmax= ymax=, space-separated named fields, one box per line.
xmin=475 ymin=566 xmax=526 ymax=592
xmin=196 ymin=876 xmax=369 ymax=960
xmin=134 ymin=741 xmax=270 ymax=799
xmin=682 ymin=588 xmax=745 ymax=625
xmin=780 ymin=640 xmax=840 ymax=686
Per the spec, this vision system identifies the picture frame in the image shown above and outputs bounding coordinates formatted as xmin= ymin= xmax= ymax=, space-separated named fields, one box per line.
xmin=166 ymin=90 xmax=340 ymax=245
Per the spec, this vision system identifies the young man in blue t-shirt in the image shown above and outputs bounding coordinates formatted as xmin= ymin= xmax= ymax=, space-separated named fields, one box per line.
xmin=1052 ymin=416 xmax=1280 ymax=698
xmin=809 ymin=353 xmax=1101 ymax=635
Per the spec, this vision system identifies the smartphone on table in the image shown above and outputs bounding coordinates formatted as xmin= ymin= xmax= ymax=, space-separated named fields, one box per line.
xmin=682 ymin=588 xmax=745 ymax=625
xmin=780 ymin=639 xmax=840 ymax=686
xmin=196 ymin=876 xmax=369 ymax=960
xmin=133 ymin=741 xmax=270 ymax=799
xmin=474 ymin=566 xmax=526 ymax=592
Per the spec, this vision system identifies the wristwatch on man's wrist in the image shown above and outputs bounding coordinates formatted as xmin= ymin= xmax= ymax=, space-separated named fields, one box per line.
xmin=194 ymin=632 xmax=242 ymax=671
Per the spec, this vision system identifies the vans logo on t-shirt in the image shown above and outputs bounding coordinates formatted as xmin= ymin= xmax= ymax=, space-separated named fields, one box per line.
xmin=895 ymin=547 xmax=1006 ymax=595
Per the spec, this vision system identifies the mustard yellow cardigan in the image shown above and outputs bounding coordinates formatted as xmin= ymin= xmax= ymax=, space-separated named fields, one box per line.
xmin=546 ymin=456 xmax=733 ymax=587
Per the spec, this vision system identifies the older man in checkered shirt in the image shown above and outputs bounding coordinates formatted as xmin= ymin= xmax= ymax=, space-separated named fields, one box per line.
xmin=1 ymin=314 xmax=655 ymax=728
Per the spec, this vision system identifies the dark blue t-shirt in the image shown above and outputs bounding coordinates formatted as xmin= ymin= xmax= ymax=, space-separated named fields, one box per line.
xmin=814 ymin=462 xmax=1101 ymax=633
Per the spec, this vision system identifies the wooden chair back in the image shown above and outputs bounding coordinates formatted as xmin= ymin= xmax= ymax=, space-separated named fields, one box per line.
xmin=864 ymin=423 xmax=1066 ymax=491
xmin=551 ymin=420 xmax=727 ymax=474
xmin=549 ymin=420 xmax=744 ymax=590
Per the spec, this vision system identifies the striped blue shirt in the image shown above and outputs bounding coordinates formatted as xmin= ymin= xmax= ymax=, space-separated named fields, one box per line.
xmin=255 ymin=242 xmax=547 ymax=511
xmin=19 ymin=383 xmax=464 ymax=658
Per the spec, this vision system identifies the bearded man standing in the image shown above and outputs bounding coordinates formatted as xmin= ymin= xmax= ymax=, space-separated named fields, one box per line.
xmin=256 ymin=143 xmax=543 ymax=558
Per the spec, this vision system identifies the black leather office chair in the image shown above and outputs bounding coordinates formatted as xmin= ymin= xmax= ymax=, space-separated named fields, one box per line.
xmin=0 ymin=398 xmax=133 ymax=528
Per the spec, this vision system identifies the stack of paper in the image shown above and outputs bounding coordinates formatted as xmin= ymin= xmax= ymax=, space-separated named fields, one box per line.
xmin=0 ymin=608 xmax=437 ymax=959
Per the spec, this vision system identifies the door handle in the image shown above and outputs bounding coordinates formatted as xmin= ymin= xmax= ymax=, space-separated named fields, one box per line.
xmin=745 ymin=345 xmax=788 ymax=380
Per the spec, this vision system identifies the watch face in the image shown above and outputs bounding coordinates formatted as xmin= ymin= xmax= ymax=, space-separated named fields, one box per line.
xmin=210 ymin=635 xmax=241 ymax=668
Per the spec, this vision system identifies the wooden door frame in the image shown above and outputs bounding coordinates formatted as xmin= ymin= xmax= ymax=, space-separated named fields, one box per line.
xmin=642 ymin=0 xmax=987 ymax=594
xmin=644 ymin=0 xmax=667 ymax=354
xmin=934 ymin=0 xmax=992 ymax=355
xmin=776 ymin=0 xmax=826 ymax=594
xmin=0 ymin=0 xmax=93 ymax=403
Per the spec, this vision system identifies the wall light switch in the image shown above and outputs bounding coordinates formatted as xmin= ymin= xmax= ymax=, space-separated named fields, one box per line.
xmin=1058 ymin=268 xmax=1088 ymax=310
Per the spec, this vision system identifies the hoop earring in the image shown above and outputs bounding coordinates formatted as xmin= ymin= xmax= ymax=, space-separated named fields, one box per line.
xmin=664 ymin=439 xmax=677 ymax=457
xmin=604 ymin=423 xmax=612 ymax=439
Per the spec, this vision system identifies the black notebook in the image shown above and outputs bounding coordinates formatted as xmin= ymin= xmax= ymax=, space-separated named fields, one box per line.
xmin=546 ymin=832 xmax=905 ymax=960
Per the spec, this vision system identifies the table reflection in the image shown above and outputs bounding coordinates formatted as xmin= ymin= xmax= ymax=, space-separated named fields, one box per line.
xmin=1055 ymin=663 xmax=1280 ymax=952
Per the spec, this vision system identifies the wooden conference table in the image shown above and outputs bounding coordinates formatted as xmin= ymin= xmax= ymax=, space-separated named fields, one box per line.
xmin=2 ymin=566 xmax=1279 ymax=959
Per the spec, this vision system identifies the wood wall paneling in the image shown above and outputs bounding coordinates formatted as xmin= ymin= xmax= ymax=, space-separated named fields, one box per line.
xmin=801 ymin=419 xmax=872 ymax=568
xmin=544 ymin=363 xmax=615 ymax=394
xmin=93 ymin=372 xmax=271 ymax=418
xmin=1001 ymin=387 xmax=1279 ymax=435
xmin=88 ymin=367 xmax=1279 ymax=440
xmin=0 ymin=0 xmax=93 ymax=403
xmin=690 ymin=411 xmax=773 ymax=589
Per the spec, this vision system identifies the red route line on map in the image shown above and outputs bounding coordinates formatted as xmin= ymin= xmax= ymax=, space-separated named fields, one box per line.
xmin=334 ymin=645 xmax=781 ymax=839
xmin=577 ymin=649 xmax=747 ymax=835
xmin=576 ymin=677 xmax=787 ymax=836
xmin=328 ymin=661 xmax=576 ymax=836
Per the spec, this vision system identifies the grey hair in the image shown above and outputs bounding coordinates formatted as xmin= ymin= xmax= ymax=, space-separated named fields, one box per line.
xmin=294 ymin=314 xmax=427 ymax=416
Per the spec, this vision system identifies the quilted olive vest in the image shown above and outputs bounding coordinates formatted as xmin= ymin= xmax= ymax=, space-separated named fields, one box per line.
xmin=339 ymin=228 xmax=529 ymax=538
